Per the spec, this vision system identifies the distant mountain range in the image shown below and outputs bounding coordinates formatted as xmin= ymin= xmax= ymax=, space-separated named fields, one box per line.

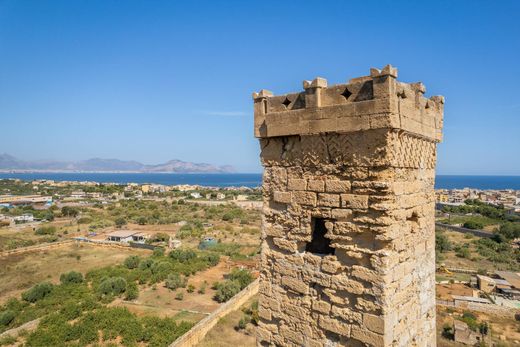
xmin=0 ymin=154 xmax=235 ymax=173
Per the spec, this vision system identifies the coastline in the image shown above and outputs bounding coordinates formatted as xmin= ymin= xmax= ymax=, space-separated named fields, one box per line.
xmin=1 ymin=172 xmax=520 ymax=190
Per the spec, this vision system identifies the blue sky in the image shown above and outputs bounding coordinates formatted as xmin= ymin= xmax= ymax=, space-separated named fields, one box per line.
xmin=0 ymin=1 xmax=519 ymax=174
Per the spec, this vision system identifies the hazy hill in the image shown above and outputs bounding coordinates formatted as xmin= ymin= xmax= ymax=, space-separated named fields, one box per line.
xmin=0 ymin=154 xmax=235 ymax=173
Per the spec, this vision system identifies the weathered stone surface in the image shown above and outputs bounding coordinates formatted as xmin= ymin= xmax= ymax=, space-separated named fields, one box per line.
xmin=255 ymin=65 xmax=442 ymax=347
xmin=325 ymin=180 xmax=351 ymax=193
xmin=340 ymin=194 xmax=369 ymax=209
xmin=292 ymin=191 xmax=317 ymax=206
xmin=317 ymin=193 xmax=341 ymax=207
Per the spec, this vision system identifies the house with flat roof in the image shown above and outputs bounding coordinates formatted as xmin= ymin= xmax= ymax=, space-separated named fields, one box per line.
xmin=106 ymin=230 xmax=148 ymax=244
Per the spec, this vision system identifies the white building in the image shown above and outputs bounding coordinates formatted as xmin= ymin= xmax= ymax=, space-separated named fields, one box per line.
xmin=106 ymin=230 xmax=148 ymax=244
xmin=13 ymin=214 xmax=34 ymax=223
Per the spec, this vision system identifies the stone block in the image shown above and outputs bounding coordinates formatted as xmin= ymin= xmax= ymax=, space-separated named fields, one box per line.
xmin=292 ymin=191 xmax=317 ymax=206
xmin=312 ymin=300 xmax=331 ymax=314
xmin=318 ymin=193 xmax=341 ymax=207
xmin=318 ymin=315 xmax=351 ymax=337
xmin=288 ymin=178 xmax=307 ymax=191
xmin=325 ymin=180 xmax=351 ymax=193
xmin=340 ymin=194 xmax=369 ymax=209
xmin=273 ymin=237 xmax=298 ymax=253
xmin=331 ymin=208 xmax=352 ymax=221
xmin=281 ymin=277 xmax=308 ymax=294
xmin=273 ymin=191 xmax=291 ymax=204
xmin=364 ymin=313 xmax=385 ymax=334
xmin=351 ymin=326 xmax=385 ymax=347
xmin=307 ymin=179 xmax=325 ymax=192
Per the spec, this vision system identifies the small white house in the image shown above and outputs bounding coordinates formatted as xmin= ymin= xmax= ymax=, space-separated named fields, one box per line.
xmin=13 ymin=214 xmax=34 ymax=223
xmin=106 ymin=230 xmax=148 ymax=244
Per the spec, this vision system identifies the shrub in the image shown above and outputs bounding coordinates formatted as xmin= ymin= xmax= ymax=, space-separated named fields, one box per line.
xmin=214 ymin=280 xmax=241 ymax=303
xmin=187 ymin=284 xmax=195 ymax=293
xmin=441 ymin=323 xmax=454 ymax=339
xmin=456 ymin=247 xmax=471 ymax=259
xmin=115 ymin=217 xmax=127 ymax=228
xmin=35 ymin=226 xmax=56 ymax=235
xmin=435 ymin=232 xmax=452 ymax=252
xmin=22 ymin=282 xmax=53 ymax=303
xmin=151 ymin=232 xmax=169 ymax=242
xmin=125 ymin=282 xmax=139 ymax=300
xmin=124 ymin=255 xmax=141 ymax=269
xmin=229 ymin=268 xmax=253 ymax=289
xmin=169 ymin=249 xmax=196 ymax=263
xmin=236 ymin=317 xmax=247 ymax=330
xmin=60 ymin=271 xmax=84 ymax=284
xmin=77 ymin=217 xmax=92 ymax=224
xmin=165 ymin=274 xmax=187 ymax=290
xmin=61 ymin=206 xmax=79 ymax=217
xmin=479 ymin=321 xmax=489 ymax=335
xmin=175 ymin=291 xmax=184 ymax=300
xmin=139 ymin=258 xmax=155 ymax=270
xmin=198 ymin=283 xmax=207 ymax=294
xmin=463 ymin=221 xmax=484 ymax=230
xmin=461 ymin=311 xmax=479 ymax=331
xmin=152 ymin=247 xmax=165 ymax=257
xmin=98 ymin=277 xmax=127 ymax=296
xmin=0 ymin=310 xmax=15 ymax=326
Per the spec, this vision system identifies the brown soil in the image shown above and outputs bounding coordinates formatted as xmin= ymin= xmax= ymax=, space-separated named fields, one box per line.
xmin=436 ymin=283 xmax=474 ymax=301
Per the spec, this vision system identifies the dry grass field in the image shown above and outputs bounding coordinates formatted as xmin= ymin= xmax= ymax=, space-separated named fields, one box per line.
xmin=437 ymin=230 xmax=509 ymax=272
xmin=197 ymin=296 xmax=258 ymax=347
xmin=112 ymin=256 xmax=256 ymax=321
xmin=0 ymin=242 xmax=151 ymax=303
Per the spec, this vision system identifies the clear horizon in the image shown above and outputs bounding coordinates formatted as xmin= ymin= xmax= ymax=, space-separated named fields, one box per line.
xmin=1 ymin=1 xmax=519 ymax=175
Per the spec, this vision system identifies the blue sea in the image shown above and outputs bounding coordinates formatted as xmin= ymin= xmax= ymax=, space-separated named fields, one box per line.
xmin=0 ymin=173 xmax=520 ymax=190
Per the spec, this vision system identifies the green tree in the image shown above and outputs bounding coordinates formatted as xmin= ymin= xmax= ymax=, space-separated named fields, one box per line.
xmin=165 ymin=274 xmax=187 ymax=290
xmin=35 ymin=226 xmax=56 ymax=235
xmin=123 ymin=255 xmax=141 ymax=269
xmin=61 ymin=206 xmax=79 ymax=217
xmin=115 ymin=217 xmax=127 ymax=228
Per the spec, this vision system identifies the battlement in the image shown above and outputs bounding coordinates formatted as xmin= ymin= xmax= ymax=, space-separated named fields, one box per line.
xmin=253 ymin=64 xmax=444 ymax=142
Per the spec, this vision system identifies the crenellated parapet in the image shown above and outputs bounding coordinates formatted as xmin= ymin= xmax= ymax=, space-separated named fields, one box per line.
xmin=253 ymin=64 xmax=443 ymax=142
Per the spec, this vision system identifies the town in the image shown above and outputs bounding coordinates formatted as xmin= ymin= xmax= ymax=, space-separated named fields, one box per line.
xmin=436 ymin=188 xmax=520 ymax=212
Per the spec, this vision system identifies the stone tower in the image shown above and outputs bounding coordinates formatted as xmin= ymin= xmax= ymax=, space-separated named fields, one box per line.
xmin=253 ymin=65 xmax=444 ymax=347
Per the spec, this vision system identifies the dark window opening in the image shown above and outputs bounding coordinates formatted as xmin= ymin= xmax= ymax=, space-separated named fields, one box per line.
xmin=341 ymin=87 xmax=352 ymax=100
xmin=282 ymin=97 xmax=291 ymax=108
xmin=306 ymin=218 xmax=334 ymax=255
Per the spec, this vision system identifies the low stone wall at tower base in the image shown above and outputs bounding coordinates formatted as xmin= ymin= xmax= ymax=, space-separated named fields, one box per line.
xmin=169 ymin=279 xmax=259 ymax=347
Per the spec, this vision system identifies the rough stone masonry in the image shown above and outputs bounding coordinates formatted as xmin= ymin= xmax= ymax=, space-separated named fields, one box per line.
xmin=253 ymin=65 xmax=444 ymax=347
